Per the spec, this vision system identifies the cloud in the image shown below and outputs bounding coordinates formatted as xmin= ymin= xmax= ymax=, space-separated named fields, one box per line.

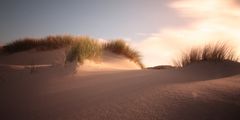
xmin=137 ymin=0 xmax=240 ymax=67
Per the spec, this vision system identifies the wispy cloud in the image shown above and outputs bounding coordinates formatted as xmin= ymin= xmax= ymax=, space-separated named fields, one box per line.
xmin=137 ymin=0 xmax=240 ymax=67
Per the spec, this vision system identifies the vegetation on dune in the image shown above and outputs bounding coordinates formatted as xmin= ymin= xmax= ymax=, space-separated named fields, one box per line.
xmin=2 ymin=35 xmax=144 ymax=68
xmin=2 ymin=36 xmax=73 ymax=53
xmin=65 ymin=36 xmax=102 ymax=64
xmin=173 ymin=41 xmax=239 ymax=67
xmin=104 ymin=39 xmax=144 ymax=69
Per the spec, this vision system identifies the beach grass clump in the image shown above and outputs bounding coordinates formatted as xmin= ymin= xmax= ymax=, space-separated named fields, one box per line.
xmin=173 ymin=41 xmax=238 ymax=67
xmin=38 ymin=36 xmax=73 ymax=50
xmin=2 ymin=38 xmax=38 ymax=53
xmin=2 ymin=35 xmax=144 ymax=68
xmin=104 ymin=39 xmax=144 ymax=68
xmin=66 ymin=36 xmax=102 ymax=64
xmin=2 ymin=35 xmax=73 ymax=53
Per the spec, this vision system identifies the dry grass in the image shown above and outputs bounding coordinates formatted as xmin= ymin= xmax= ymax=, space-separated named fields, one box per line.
xmin=2 ymin=35 xmax=144 ymax=68
xmin=2 ymin=35 xmax=73 ymax=53
xmin=65 ymin=36 xmax=102 ymax=64
xmin=173 ymin=41 xmax=238 ymax=67
xmin=104 ymin=39 xmax=144 ymax=68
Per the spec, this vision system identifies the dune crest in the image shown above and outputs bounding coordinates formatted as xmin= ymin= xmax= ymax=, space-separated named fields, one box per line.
xmin=0 ymin=48 xmax=141 ymax=72
xmin=178 ymin=61 xmax=240 ymax=82
xmin=78 ymin=51 xmax=141 ymax=71
xmin=0 ymin=48 xmax=67 ymax=65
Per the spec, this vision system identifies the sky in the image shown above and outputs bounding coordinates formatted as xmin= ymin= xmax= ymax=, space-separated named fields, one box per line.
xmin=0 ymin=0 xmax=240 ymax=66
xmin=137 ymin=0 xmax=240 ymax=66
xmin=0 ymin=0 xmax=186 ymax=42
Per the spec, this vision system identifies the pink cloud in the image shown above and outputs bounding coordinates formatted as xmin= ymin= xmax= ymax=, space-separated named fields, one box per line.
xmin=137 ymin=0 xmax=240 ymax=67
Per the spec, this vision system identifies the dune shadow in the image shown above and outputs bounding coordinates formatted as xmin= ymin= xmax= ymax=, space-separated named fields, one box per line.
xmin=178 ymin=61 xmax=240 ymax=82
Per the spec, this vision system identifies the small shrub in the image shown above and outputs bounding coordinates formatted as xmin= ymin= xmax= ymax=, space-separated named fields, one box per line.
xmin=104 ymin=39 xmax=144 ymax=69
xmin=173 ymin=41 xmax=238 ymax=67
xmin=66 ymin=37 xmax=102 ymax=64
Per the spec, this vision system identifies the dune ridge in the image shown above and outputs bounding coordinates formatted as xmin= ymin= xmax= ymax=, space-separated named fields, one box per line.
xmin=0 ymin=47 xmax=141 ymax=72
xmin=1 ymin=35 xmax=144 ymax=69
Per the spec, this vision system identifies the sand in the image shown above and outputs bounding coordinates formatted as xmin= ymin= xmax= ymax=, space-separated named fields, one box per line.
xmin=0 ymin=49 xmax=240 ymax=120
xmin=0 ymin=49 xmax=140 ymax=70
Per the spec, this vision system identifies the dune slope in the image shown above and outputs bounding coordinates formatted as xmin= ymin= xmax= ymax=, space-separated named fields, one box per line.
xmin=0 ymin=61 xmax=240 ymax=120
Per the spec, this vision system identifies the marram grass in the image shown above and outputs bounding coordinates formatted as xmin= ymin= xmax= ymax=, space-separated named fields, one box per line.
xmin=2 ymin=35 xmax=144 ymax=69
xmin=2 ymin=35 xmax=73 ymax=53
xmin=173 ymin=41 xmax=238 ymax=67
xmin=66 ymin=36 xmax=102 ymax=64
xmin=104 ymin=39 xmax=144 ymax=69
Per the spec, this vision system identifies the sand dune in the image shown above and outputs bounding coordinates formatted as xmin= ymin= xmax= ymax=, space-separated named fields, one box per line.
xmin=0 ymin=59 xmax=240 ymax=120
xmin=79 ymin=51 xmax=140 ymax=71
xmin=0 ymin=48 xmax=67 ymax=65
xmin=0 ymin=48 xmax=141 ymax=71
xmin=1 ymin=46 xmax=240 ymax=120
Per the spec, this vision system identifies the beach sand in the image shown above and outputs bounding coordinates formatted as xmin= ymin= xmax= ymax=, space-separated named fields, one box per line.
xmin=0 ymin=49 xmax=240 ymax=120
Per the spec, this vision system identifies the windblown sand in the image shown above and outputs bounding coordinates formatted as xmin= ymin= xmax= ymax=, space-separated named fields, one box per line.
xmin=0 ymin=49 xmax=240 ymax=120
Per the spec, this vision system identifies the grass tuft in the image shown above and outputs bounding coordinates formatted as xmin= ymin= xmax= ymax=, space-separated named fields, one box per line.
xmin=65 ymin=36 xmax=102 ymax=64
xmin=173 ymin=41 xmax=238 ymax=67
xmin=104 ymin=39 xmax=144 ymax=68
xmin=2 ymin=35 xmax=73 ymax=53
xmin=2 ymin=36 xmax=144 ymax=68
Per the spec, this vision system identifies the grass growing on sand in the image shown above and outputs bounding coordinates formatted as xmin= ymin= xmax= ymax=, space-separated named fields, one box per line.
xmin=66 ymin=36 xmax=102 ymax=64
xmin=173 ymin=41 xmax=239 ymax=67
xmin=2 ymin=35 xmax=144 ymax=68
xmin=104 ymin=39 xmax=144 ymax=68
xmin=2 ymin=36 xmax=73 ymax=53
